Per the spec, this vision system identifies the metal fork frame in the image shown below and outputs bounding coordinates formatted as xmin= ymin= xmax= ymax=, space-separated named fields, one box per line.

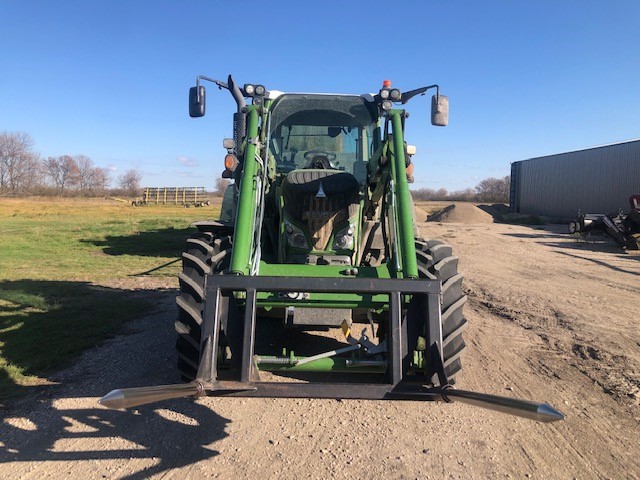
xmin=99 ymin=273 xmax=564 ymax=421
xmin=196 ymin=275 xmax=444 ymax=400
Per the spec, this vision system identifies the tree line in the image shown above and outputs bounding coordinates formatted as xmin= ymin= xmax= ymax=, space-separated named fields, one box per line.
xmin=411 ymin=175 xmax=511 ymax=203
xmin=2 ymin=130 xmax=511 ymax=202
xmin=0 ymin=131 xmax=141 ymax=196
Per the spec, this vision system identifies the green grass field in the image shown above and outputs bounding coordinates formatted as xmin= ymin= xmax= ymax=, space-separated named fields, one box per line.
xmin=0 ymin=197 xmax=221 ymax=403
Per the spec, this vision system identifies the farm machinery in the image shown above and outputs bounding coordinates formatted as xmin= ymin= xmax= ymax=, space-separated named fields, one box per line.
xmin=100 ymin=76 xmax=564 ymax=422
xmin=569 ymin=195 xmax=640 ymax=250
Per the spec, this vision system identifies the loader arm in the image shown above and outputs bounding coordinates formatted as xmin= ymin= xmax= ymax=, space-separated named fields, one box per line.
xmin=386 ymin=109 xmax=419 ymax=279
xmin=230 ymin=106 xmax=263 ymax=275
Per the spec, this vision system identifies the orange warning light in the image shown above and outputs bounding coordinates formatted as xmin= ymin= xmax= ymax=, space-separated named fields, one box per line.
xmin=224 ymin=154 xmax=238 ymax=171
xmin=406 ymin=163 xmax=414 ymax=176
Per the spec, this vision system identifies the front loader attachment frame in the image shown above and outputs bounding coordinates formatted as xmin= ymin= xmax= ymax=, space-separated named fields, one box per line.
xmin=100 ymin=274 xmax=565 ymax=422
xmin=197 ymin=275 xmax=443 ymax=391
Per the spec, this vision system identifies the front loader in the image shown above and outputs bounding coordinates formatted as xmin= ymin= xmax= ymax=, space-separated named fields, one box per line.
xmin=100 ymin=75 xmax=564 ymax=423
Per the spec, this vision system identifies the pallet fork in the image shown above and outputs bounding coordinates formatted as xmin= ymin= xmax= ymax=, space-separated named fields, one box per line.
xmin=100 ymin=275 xmax=564 ymax=423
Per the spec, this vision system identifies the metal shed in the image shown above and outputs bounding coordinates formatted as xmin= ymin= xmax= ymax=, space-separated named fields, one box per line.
xmin=510 ymin=139 xmax=640 ymax=218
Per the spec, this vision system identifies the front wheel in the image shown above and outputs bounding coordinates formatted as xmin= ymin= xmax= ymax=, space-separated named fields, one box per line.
xmin=415 ymin=238 xmax=468 ymax=383
xmin=175 ymin=232 xmax=232 ymax=380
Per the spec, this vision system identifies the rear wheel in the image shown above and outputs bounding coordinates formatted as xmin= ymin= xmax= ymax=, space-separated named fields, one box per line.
xmin=415 ymin=238 xmax=468 ymax=383
xmin=175 ymin=232 xmax=232 ymax=380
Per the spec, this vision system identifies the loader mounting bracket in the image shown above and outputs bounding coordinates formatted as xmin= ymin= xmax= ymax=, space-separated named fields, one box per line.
xmin=196 ymin=274 xmax=444 ymax=396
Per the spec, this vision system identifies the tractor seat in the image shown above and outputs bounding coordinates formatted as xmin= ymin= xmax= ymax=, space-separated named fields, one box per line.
xmin=282 ymin=170 xmax=359 ymax=218
xmin=282 ymin=169 xmax=359 ymax=198
xmin=282 ymin=170 xmax=359 ymax=247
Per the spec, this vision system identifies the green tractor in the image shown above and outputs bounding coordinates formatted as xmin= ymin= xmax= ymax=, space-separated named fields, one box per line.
xmin=100 ymin=75 xmax=563 ymax=422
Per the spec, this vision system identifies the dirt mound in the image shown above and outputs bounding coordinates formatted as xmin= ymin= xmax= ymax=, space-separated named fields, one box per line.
xmin=477 ymin=203 xmax=510 ymax=217
xmin=413 ymin=206 xmax=431 ymax=222
xmin=427 ymin=202 xmax=494 ymax=224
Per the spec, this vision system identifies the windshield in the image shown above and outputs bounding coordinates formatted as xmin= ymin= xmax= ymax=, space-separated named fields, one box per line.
xmin=269 ymin=94 xmax=378 ymax=182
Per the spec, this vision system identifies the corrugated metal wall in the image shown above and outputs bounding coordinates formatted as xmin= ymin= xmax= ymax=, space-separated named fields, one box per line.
xmin=510 ymin=140 xmax=640 ymax=218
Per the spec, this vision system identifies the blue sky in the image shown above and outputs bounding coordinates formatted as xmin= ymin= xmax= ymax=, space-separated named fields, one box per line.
xmin=1 ymin=1 xmax=638 ymax=191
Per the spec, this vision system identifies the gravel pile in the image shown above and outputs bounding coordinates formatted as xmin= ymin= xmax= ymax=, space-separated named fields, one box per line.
xmin=427 ymin=203 xmax=494 ymax=224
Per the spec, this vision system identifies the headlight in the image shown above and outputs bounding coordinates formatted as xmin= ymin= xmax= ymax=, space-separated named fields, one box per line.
xmin=244 ymin=84 xmax=255 ymax=95
xmin=381 ymin=100 xmax=392 ymax=111
xmin=285 ymin=222 xmax=308 ymax=249
xmin=333 ymin=224 xmax=355 ymax=250
xmin=379 ymin=89 xmax=390 ymax=99
xmin=389 ymin=88 xmax=401 ymax=101
xmin=255 ymin=84 xmax=266 ymax=96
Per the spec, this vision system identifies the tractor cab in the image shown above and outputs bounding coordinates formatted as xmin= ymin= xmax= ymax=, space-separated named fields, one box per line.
xmin=268 ymin=94 xmax=378 ymax=265
xmin=268 ymin=93 xmax=379 ymax=181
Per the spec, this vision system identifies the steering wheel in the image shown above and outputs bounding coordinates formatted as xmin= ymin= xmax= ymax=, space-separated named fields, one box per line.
xmin=303 ymin=150 xmax=337 ymax=169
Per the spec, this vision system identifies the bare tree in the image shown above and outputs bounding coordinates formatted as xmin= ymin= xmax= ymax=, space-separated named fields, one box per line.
xmin=475 ymin=176 xmax=510 ymax=203
xmin=411 ymin=188 xmax=438 ymax=201
xmin=411 ymin=186 xmax=478 ymax=202
xmin=214 ymin=178 xmax=231 ymax=197
xmin=91 ymin=167 xmax=111 ymax=192
xmin=0 ymin=131 xmax=41 ymax=194
xmin=46 ymin=155 xmax=80 ymax=193
xmin=72 ymin=155 xmax=111 ymax=193
xmin=75 ymin=155 xmax=95 ymax=192
xmin=448 ymin=188 xmax=476 ymax=202
xmin=118 ymin=169 xmax=142 ymax=195
xmin=411 ymin=187 xmax=457 ymax=201
xmin=0 ymin=132 xmax=116 ymax=196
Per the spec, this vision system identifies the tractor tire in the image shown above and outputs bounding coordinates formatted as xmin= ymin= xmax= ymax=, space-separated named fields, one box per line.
xmin=415 ymin=238 xmax=468 ymax=383
xmin=175 ymin=232 xmax=232 ymax=380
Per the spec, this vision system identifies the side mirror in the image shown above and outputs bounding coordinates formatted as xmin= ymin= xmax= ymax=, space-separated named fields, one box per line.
xmin=189 ymin=86 xmax=206 ymax=117
xmin=431 ymin=94 xmax=448 ymax=126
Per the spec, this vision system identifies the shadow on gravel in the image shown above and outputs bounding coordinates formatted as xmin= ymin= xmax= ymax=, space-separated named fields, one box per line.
xmin=81 ymin=227 xmax=193 ymax=257
xmin=552 ymin=250 xmax=639 ymax=276
xmin=541 ymin=239 xmax=625 ymax=254
xmin=476 ymin=203 xmax=510 ymax=220
xmin=0 ymin=280 xmax=152 ymax=402
xmin=0 ymin=284 xmax=231 ymax=478
xmin=501 ymin=231 xmax=564 ymax=239
xmin=0 ymin=398 xmax=229 ymax=479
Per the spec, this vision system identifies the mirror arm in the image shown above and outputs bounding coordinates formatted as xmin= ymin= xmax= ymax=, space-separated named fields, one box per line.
xmin=195 ymin=75 xmax=229 ymax=102
xmin=195 ymin=75 xmax=246 ymax=112
xmin=401 ymin=84 xmax=439 ymax=104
